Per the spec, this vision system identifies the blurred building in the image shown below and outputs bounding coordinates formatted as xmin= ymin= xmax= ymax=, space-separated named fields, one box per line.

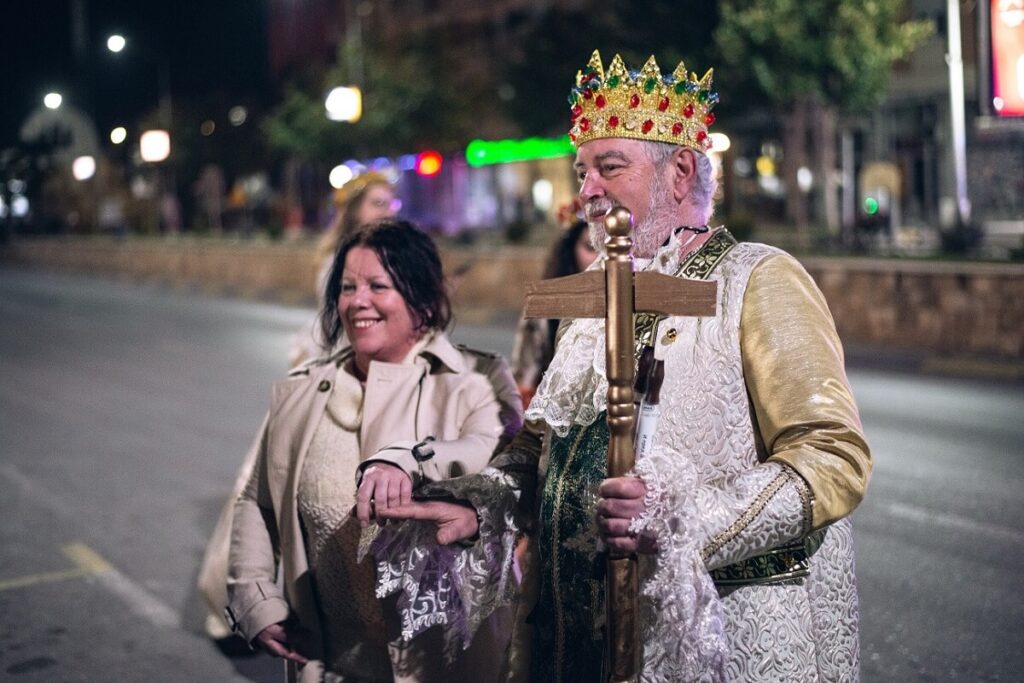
xmin=265 ymin=0 xmax=1023 ymax=250
xmin=871 ymin=0 xmax=1023 ymax=250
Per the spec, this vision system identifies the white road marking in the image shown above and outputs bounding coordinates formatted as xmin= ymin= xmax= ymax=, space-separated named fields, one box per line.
xmin=884 ymin=501 xmax=1024 ymax=545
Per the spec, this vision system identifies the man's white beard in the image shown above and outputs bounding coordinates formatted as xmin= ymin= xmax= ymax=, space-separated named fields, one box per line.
xmin=585 ymin=174 xmax=677 ymax=258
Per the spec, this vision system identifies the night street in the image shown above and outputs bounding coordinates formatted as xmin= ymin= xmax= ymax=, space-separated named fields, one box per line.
xmin=1 ymin=267 xmax=1021 ymax=682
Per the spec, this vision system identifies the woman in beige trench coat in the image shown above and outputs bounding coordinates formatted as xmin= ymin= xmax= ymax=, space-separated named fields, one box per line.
xmin=224 ymin=221 xmax=522 ymax=681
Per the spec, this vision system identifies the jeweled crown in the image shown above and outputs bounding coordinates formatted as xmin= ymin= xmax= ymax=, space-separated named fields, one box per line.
xmin=568 ymin=50 xmax=718 ymax=151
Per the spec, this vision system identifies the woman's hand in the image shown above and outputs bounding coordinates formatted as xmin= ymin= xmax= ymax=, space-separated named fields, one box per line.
xmin=253 ymin=621 xmax=310 ymax=665
xmin=376 ymin=500 xmax=479 ymax=545
xmin=355 ymin=463 xmax=413 ymax=526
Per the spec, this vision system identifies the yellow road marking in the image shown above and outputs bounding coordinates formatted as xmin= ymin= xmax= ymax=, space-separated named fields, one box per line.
xmin=0 ymin=541 xmax=113 ymax=593
xmin=0 ymin=567 xmax=92 ymax=592
xmin=63 ymin=541 xmax=115 ymax=574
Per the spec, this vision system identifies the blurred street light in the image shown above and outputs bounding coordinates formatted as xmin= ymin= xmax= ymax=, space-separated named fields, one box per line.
xmin=140 ymin=129 xmax=170 ymax=162
xmin=325 ymin=86 xmax=362 ymax=122
xmin=106 ymin=34 xmax=126 ymax=53
xmin=44 ymin=92 xmax=63 ymax=110
xmin=329 ymin=165 xmax=354 ymax=189
xmin=72 ymin=155 xmax=96 ymax=181
xmin=110 ymin=126 xmax=127 ymax=144
xmin=708 ymin=132 xmax=731 ymax=153
xmin=228 ymin=106 xmax=248 ymax=126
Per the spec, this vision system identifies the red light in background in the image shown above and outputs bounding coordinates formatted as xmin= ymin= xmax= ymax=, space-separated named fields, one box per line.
xmin=991 ymin=0 xmax=1024 ymax=116
xmin=415 ymin=151 xmax=443 ymax=177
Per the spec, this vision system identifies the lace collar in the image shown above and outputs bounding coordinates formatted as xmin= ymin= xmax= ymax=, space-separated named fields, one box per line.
xmin=525 ymin=229 xmax=708 ymax=436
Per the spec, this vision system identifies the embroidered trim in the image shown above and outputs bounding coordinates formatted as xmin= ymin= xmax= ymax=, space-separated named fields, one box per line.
xmin=550 ymin=425 xmax=589 ymax=683
xmin=634 ymin=228 xmax=737 ymax=352
xmin=791 ymin=467 xmax=815 ymax=536
xmin=700 ymin=469 xmax=789 ymax=562
xmin=702 ymin=468 xmax=817 ymax=586
xmin=708 ymin=539 xmax=811 ymax=586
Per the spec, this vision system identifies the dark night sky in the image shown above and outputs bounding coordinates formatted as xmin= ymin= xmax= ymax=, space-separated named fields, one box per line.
xmin=0 ymin=0 xmax=269 ymax=148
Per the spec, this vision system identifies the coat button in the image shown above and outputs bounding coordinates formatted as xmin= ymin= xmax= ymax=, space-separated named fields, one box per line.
xmin=664 ymin=328 xmax=678 ymax=342
xmin=317 ymin=380 xmax=331 ymax=392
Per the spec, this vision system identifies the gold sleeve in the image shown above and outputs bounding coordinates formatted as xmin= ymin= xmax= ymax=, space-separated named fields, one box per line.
xmin=741 ymin=253 xmax=872 ymax=529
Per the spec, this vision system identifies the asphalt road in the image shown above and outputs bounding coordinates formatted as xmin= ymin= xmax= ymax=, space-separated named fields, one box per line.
xmin=0 ymin=267 xmax=1021 ymax=682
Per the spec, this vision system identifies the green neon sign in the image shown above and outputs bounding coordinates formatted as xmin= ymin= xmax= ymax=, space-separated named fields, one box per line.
xmin=465 ymin=136 xmax=575 ymax=167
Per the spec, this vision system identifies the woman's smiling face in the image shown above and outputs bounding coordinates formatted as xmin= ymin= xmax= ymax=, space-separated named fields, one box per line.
xmin=337 ymin=246 xmax=422 ymax=374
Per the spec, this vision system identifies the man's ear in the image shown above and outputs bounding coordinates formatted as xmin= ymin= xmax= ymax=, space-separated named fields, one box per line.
xmin=671 ymin=147 xmax=696 ymax=203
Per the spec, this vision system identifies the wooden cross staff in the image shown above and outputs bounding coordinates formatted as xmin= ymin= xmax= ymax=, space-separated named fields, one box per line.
xmin=523 ymin=207 xmax=718 ymax=682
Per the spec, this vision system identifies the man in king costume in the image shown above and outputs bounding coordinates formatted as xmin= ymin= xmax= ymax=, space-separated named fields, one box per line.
xmin=370 ymin=50 xmax=872 ymax=683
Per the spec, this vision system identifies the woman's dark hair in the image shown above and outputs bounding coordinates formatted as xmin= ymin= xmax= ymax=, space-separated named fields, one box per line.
xmin=319 ymin=220 xmax=452 ymax=348
xmin=544 ymin=220 xmax=590 ymax=279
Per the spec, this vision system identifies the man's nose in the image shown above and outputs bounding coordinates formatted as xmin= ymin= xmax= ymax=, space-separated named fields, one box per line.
xmin=578 ymin=170 xmax=605 ymax=200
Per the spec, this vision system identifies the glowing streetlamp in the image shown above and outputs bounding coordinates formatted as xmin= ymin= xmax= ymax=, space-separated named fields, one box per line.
xmin=329 ymin=165 xmax=355 ymax=189
xmin=140 ymin=129 xmax=170 ymax=162
xmin=43 ymin=92 xmax=63 ymax=110
xmin=106 ymin=34 xmax=126 ymax=53
xmin=72 ymin=155 xmax=97 ymax=181
xmin=110 ymin=126 xmax=127 ymax=144
xmin=325 ymin=86 xmax=362 ymax=122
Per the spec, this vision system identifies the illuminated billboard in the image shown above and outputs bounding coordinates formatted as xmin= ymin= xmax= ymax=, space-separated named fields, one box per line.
xmin=991 ymin=0 xmax=1024 ymax=116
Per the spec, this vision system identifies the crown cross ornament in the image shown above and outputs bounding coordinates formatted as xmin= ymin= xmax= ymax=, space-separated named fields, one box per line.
xmin=568 ymin=50 xmax=718 ymax=151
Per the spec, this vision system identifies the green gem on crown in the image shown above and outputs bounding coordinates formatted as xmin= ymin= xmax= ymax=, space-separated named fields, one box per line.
xmin=608 ymin=75 xmax=619 ymax=88
xmin=644 ymin=78 xmax=656 ymax=94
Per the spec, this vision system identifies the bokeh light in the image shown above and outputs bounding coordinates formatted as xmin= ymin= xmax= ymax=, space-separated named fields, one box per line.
xmin=139 ymin=130 xmax=171 ymax=162
xmin=415 ymin=151 xmax=443 ymax=177
xmin=72 ymin=156 xmax=96 ymax=181
xmin=329 ymin=165 xmax=354 ymax=189
xmin=228 ymin=106 xmax=247 ymax=126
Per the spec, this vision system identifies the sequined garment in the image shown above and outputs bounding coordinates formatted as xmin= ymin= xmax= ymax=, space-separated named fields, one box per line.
xmin=525 ymin=228 xmax=870 ymax=682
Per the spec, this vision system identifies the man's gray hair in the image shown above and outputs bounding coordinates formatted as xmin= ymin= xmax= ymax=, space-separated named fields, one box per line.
xmin=642 ymin=141 xmax=718 ymax=222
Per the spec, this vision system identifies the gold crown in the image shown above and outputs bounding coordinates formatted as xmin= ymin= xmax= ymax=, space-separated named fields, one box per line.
xmin=568 ymin=50 xmax=718 ymax=150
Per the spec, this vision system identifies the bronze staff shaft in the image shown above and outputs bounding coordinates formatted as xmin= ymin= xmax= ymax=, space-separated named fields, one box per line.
xmin=603 ymin=207 xmax=639 ymax=682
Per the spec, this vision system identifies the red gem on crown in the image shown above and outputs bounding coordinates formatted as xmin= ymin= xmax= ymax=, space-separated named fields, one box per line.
xmin=683 ymin=103 xmax=694 ymax=118
xmin=595 ymin=95 xmax=607 ymax=109
xmin=658 ymin=96 xmax=669 ymax=112
xmin=580 ymin=118 xmax=591 ymax=132
xmin=608 ymin=115 xmax=620 ymax=128
xmin=671 ymin=122 xmax=683 ymax=136
xmin=642 ymin=119 xmax=654 ymax=134
xmin=705 ymin=113 xmax=716 ymax=126
xmin=629 ymin=94 xmax=640 ymax=109
xmin=696 ymin=130 xmax=707 ymax=143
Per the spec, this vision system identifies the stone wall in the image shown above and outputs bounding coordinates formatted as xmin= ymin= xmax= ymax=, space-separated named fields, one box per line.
xmin=4 ymin=237 xmax=1022 ymax=359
